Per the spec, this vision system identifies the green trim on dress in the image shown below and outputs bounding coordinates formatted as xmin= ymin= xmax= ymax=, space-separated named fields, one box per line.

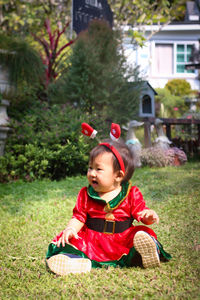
xmin=46 ymin=241 xmax=171 ymax=268
xmin=87 ymin=181 xmax=132 ymax=212
xmin=46 ymin=242 xmax=137 ymax=268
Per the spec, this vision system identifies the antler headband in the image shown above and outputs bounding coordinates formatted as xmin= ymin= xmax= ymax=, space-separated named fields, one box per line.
xmin=81 ymin=122 xmax=125 ymax=173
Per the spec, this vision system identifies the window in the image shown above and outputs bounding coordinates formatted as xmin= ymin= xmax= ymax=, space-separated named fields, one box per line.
xmin=142 ymin=95 xmax=152 ymax=114
xmin=154 ymin=43 xmax=196 ymax=76
xmin=176 ymin=44 xmax=195 ymax=74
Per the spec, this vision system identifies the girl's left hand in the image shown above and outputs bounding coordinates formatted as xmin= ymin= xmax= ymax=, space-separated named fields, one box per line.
xmin=137 ymin=209 xmax=159 ymax=225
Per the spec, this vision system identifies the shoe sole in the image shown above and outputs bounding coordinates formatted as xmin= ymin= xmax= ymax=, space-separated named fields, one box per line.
xmin=47 ymin=254 xmax=92 ymax=275
xmin=134 ymin=231 xmax=160 ymax=268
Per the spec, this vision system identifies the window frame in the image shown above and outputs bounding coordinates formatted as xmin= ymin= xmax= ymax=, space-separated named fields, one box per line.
xmin=151 ymin=40 xmax=198 ymax=77
xmin=174 ymin=42 xmax=195 ymax=75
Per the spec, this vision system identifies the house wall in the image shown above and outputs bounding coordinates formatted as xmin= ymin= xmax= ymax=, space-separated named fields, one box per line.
xmin=124 ymin=24 xmax=200 ymax=91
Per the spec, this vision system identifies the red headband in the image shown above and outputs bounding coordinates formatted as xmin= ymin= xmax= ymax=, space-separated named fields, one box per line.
xmin=99 ymin=142 xmax=125 ymax=174
xmin=81 ymin=122 xmax=125 ymax=173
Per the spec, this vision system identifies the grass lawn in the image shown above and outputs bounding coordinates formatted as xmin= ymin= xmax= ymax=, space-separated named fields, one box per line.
xmin=0 ymin=161 xmax=199 ymax=299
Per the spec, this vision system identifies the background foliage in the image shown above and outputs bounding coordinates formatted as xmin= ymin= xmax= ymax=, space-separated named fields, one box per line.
xmin=108 ymin=0 xmax=187 ymax=45
xmin=0 ymin=33 xmax=43 ymax=88
xmin=155 ymin=87 xmax=187 ymax=118
xmin=0 ymin=1 xmax=198 ymax=182
xmin=0 ymin=102 xmax=94 ymax=182
xmin=31 ymin=18 xmax=74 ymax=94
xmin=155 ymin=79 xmax=192 ymax=118
xmin=0 ymin=0 xmax=187 ymax=46
xmin=0 ymin=0 xmax=71 ymax=35
xmin=0 ymin=18 xmax=142 ymax=182
xmin=165 ymin=78 xmax=192 ymax=97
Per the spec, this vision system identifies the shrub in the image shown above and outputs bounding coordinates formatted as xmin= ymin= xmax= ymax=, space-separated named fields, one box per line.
xmin=165 ymin=147 xmax=187 ymax=164
xmin=141 ymin=147 xmax=170 ymax=167
xmin=140 ymin=146 xmax=187 ymax=168
xmin=165 ymin=79 xmax=191 ymax=97
xmin=0 ymin=102 xmax=93 ymax=182
xmin=155 ymin=87 xmax=187 ymax=118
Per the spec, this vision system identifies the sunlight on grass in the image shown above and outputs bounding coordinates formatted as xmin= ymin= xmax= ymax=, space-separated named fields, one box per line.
xmin=0 ymin=162 xmax=199 ymax=299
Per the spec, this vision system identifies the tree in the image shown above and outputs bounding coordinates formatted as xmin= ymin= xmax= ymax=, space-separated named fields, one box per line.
xmin=108 ymin=0 xmax=187 ymax=25
xmin=32 ymin=18 xmax=74 ymax=89
xmin=63 ymin=20 xmax=141 ymax=131
xmin=0 ymin=0 xmax=71 ymax=36
xmin=108 ymin=0 xmax=187 ymax=45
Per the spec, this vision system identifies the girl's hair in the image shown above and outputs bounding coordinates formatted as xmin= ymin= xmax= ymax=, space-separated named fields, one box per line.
xmin=89 ymin=139 xmax=134 ymax=183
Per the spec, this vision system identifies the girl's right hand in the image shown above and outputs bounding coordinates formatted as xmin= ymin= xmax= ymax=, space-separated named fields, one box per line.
xmin=56 ymin=227 xmax=79 ymax=248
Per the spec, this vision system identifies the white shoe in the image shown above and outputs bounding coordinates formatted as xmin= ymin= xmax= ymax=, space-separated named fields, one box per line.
xmin=47 ymin=254 xmax=92 ymax=275
xmin=134 ymin=231 xmax=160 ymax=268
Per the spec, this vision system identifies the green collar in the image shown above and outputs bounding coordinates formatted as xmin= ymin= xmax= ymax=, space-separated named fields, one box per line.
xmin=87 ymin=181 xmax=132 ymax=212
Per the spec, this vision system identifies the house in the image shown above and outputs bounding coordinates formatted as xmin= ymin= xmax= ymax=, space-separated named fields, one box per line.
xmin=123 ymin=0 xmax=200 ymax=91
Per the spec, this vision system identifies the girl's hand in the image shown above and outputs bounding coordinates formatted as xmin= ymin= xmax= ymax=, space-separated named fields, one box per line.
xmin=56 ymin=227 xmax=79 ymax=248
xmin=137 ymin=209 xmax=159 ymax=225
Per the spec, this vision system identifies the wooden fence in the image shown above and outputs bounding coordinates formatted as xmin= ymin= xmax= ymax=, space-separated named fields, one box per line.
xmin=143 ymin=117 xmax=200 ymax=156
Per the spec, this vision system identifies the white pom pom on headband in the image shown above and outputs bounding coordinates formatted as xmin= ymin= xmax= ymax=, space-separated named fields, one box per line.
xmin=81 ymin=122 xmax=125 ymax=173
xmin=110 ymin=123 xmax=121 ymax=141
xmin=81 ymin=123 xmax=97 ymax=139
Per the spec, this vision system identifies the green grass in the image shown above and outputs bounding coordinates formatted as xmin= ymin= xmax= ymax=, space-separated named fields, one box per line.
xmin=0 ymin=162 xmax=199 ymax=299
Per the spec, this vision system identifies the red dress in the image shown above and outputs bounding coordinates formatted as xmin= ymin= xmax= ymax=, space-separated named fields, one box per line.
xmin=46 ymin=182 xmax=171 ymax=267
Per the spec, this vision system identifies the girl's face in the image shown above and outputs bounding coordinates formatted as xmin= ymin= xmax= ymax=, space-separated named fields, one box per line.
xmin=87 ymin=151 xmax=122 ymax=194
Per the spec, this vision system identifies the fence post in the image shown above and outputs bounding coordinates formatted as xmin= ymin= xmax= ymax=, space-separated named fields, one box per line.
xmin=144 ymin=120 xmax=151 ymax=148
xmin=166 ymin=124 xmax=171 ymax=140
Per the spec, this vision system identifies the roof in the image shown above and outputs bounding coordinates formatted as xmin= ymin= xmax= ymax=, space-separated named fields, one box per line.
xmin=127 ymin=81 xmax=157 ymax=95
xmin=145 ymin=81 xmax=157 ymax=95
